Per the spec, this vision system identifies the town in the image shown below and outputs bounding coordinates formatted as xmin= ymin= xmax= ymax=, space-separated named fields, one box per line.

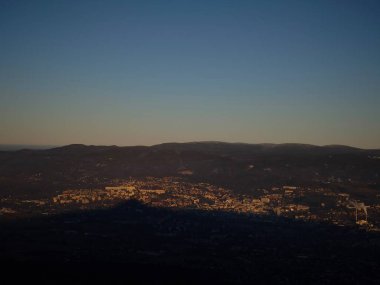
xmin=2 ymin=176 xmax=379 ymax=231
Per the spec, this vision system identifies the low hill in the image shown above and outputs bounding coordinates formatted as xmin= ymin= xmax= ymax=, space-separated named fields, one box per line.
xmin=0 ymin=142 xmax=379 ymax=197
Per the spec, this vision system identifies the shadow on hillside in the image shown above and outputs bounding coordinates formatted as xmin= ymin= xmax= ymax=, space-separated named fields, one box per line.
xmin=1 ymin=200 xmax=380 ymax=284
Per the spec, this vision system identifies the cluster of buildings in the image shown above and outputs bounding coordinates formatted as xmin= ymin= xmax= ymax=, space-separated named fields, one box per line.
xmin=50 ymin=177 xmax=370 ymax=226
xmin=51 ymin=177 xmax=295 ymax=215
xmin=0 ymin=207 xmax=16 ymax=214
xmin=2 ymin=177 xmax=377 ymax=230
xmin=53 ymin=189 xmax=110 ymax=204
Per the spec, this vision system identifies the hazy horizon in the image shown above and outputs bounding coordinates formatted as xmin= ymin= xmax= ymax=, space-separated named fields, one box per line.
xmin=1 ymin=140 xmax=379 ymax=151
xmin=1 ymin=0 xmax=379 ymax=148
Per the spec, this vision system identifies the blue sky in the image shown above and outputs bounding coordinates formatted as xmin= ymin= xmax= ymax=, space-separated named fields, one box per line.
xmin=1 ymin=0 xmax=379 ymax=147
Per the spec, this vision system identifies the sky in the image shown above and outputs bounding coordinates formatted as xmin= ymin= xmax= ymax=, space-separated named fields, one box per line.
xmin=1 ymin=0 xmax=379 ymax=148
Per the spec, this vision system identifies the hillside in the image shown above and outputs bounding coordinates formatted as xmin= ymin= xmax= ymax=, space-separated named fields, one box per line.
xmin=0 ymin=142 xmax=379 ymax=198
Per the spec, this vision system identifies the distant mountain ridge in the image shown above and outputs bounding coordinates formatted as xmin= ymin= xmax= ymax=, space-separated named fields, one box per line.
xmin=52 ymin=141 xmax=371 ymax=151
xmin=0 ymin=141 xmax=379 ymax=198
xmin=1 ymin=141 xmax=377 ymax=152
xmin=0 ymin=144 xmax=57 ymax=151
xmin=151 ymin=141 xmax=369 ymax=155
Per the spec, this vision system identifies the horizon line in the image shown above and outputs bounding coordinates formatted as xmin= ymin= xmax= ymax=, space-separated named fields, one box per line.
xmin=1 ymin=141 xmax=379 ymax=151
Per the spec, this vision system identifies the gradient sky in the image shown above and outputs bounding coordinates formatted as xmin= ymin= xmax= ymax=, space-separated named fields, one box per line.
xmin=1 ymin=0 xmax=379 ymax=148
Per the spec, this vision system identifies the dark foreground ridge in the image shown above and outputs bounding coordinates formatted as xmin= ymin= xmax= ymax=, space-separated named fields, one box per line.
xmin=1 ymin=200 xmax=380 ymax=284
